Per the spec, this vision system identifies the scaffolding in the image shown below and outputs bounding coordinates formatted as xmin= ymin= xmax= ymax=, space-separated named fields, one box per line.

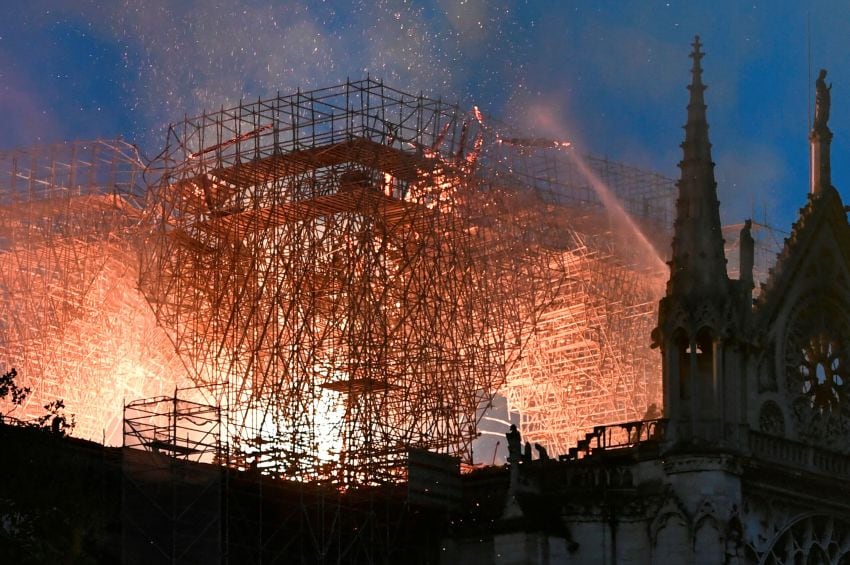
xmin=468 ymin=129 xmax=673 ymax=456
xmin=122 ymin=386 xmax=222 ymax=563
xmin=476 ymin=128 xmax=790 ymax=454
xmin=3 ymin=79 xmax=798 ymax=562
xmin=137 ymin=79 xmax=572 ymax=484
xmin=0 ymin=80 xmax=687 ymax=479
xmin=0 ymin=140 xmax=188 ymax=442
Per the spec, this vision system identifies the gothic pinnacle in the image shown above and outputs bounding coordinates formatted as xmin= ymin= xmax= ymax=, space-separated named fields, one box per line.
xmin=668 ymin=36 xmax=728 ymax=295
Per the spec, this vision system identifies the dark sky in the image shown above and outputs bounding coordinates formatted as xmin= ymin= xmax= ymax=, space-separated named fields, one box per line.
xmin=2 ymin=1 xmax=849 ymax=232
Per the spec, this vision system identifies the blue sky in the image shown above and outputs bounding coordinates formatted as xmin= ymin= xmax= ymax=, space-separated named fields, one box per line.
xmin=2 ymin=1 xmax=849 ymax=232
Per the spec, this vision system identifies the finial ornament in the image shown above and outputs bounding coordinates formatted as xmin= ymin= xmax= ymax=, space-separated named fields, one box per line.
xmin=814 ymin=69 xmax=832 ymax=130
xmin=691 ymin=35 xmax=703 ymax=57
xmin=690 ymin=36 xmax=704 ymax=76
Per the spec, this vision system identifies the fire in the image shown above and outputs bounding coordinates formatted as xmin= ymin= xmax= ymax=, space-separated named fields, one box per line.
xmin=0 ymin=82 xmax=681 ymax=486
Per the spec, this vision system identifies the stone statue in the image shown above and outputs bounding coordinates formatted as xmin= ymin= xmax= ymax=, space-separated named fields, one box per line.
xmin=505 ymin=424 xmax=522 ymax=463
xmin=534 ymin=442 xmax=550 ymax=461
xmin=815 ymin=69 xmax=831 ymax=130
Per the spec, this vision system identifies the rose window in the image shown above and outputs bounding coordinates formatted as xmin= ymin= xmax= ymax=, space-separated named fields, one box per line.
xmin=799 ymin=332 xmax=845 ymax=414
xmin=784 ymin=297 xmax=850 ymax=445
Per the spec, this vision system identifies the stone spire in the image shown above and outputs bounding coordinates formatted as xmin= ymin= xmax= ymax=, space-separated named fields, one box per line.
xmin=655 ymin=37 xmax=749 ymax=451
xmin=810 ymin=68 xmax=833 ymax=195
xmin=668 ymin=36 xmax=728 ymax=295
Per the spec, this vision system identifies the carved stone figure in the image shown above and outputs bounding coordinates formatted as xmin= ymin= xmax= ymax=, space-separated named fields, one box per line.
xmin=505 ymin=424 xmax=522 ymax=463
xmin=534 ymin=442 xmax=550 ymax=460
xmin=815 ymin=69 xmax=831 ymax=130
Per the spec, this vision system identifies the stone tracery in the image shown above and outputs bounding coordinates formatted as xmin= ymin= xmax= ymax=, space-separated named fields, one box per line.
xmin=784 ymin=294 xmax=850 ymax=447
xmin=762 ymin=515 xmax=850 ymax=565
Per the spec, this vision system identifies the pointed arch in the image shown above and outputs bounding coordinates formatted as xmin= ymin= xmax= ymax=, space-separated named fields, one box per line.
xmin=761 ymin=513 xmax=850 ymax=564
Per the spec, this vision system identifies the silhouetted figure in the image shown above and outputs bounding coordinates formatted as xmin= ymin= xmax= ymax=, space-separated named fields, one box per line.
xmin=523 ymin=441 xmax=532 ymax=464
xmin=51 ymin=415 xmax=62 ymax=435
xmin=642 ymin=403 xmax=662 ymax=421
xmin=505 ymin=424 xmax=522 ymax=463
xmin=815 ymin=69 xmax=831 ymax=130
xmin=534 ymin=443 xmax=549 ymax=461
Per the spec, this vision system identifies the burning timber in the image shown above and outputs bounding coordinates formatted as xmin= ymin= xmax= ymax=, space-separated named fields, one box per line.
xmin=0 ymin=78 xmax=770 ymax=485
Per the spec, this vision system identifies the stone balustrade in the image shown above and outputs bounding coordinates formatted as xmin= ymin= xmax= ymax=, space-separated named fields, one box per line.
xmin=749 ymin=431 xmax=850 ymax=479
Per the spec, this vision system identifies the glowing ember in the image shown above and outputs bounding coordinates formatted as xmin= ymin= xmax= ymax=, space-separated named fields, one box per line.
xmin=0 ymin=82 xmax=683 ymax=486
xmin=0 ymin=141 xmax=189 ymax=444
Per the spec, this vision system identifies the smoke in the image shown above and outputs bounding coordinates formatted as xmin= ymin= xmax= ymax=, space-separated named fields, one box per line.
xmin=105 ymin=2 xmax=353 ymax=145
xmin=577 ymin=23 xmax=683 ymax=105
xmin=566 ymin=151 xmax=668 ymax=275
xmin=0 ymin=31 xmax=72 ymax=148
xmin=501 ymin=91 xmax=668 ymax=276
xmin=4 ymin=2 xmax=850 ymax=233
xmin=0 ymin=1 xmax=543 ymax=153
xmin=0 ymin=73 xmax=57 ymax=149
xmin=29 ymin=1 xmax=477 ymax=148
